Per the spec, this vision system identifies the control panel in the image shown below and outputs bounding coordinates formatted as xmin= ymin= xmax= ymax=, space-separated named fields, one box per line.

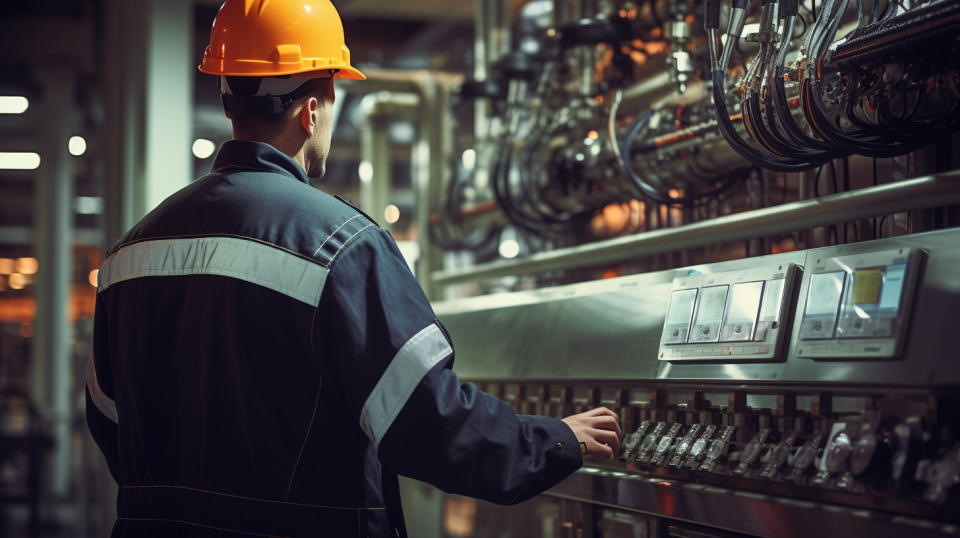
xmin=795 ymin=247 xmax=924 ymax=359
xmin=658 ymin=264 xmax=800 ymax=361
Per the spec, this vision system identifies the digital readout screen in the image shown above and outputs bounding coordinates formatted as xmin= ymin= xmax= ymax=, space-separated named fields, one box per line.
xmin=724 ymin=281 xmax=764 ymax=323
xmin=805 ymin=272 xmax=846 ymax=317
xmin=758 ymin=278 xmax=784 ymax=322
xmin=694 ymin=285 xmax=729 ymax=323
xmin=878 ymin=262 xmax=906 ymax=312
xmin=666 ymin=288 xmax=698 ymax=325
xmin=844 ymin=262 xmax=907 ymax=314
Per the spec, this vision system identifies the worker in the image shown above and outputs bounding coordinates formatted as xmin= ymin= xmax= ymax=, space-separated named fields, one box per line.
xmin=85 ymin=1 xmax=621 ymax=536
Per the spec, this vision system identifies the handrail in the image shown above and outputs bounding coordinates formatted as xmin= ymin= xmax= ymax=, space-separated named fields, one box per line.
xmin=431 ymin=171 xmax=960 ymax=286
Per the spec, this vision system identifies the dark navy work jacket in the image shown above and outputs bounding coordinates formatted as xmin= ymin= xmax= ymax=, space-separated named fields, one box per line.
xmin=85 ymin=140 xmax=581 ymax=537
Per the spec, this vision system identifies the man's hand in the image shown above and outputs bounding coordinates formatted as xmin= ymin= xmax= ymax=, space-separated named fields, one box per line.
xmin=561 ymin=407 xmax=621 ymax=459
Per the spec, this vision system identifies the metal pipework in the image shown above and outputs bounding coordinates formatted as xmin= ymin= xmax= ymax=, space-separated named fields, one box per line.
xmin=430 ymin=170 xmax=960 ymax=285
xmin=358 ymin=92 xmax=419 ymax=229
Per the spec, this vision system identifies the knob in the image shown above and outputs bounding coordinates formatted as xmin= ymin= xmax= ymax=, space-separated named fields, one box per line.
xmin=825 ymin=431 xmax=852 ymax=474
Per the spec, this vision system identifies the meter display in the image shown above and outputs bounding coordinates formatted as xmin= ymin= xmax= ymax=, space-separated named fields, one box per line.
xmin=799 ymin=271 xmax=846 ymax=340
xmin=659 ymin=263 xmax=799 ymax=361
xmin=754 ymin=278 xmax=785 ymax=341
xmin=662 ymin=288 xmax=697 ymax=344
xmin=689 ymin=285 xmax=729 ymax=343
xmin=837 ymin=262 xmax=908 ymax=339
xmin=719 ymin=281 xmax=763 ymax=342
xmin=794 ymin=247 xmax=923 ymax=359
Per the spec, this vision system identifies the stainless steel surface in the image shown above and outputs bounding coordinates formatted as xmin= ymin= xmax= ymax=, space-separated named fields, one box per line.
xmin=545 ymin=468 xmax=959 ymax=538
xmin=436 ymin=228 xmax=960 ymax=385
xmin=431 ymin=171 xmax=960 ymax=286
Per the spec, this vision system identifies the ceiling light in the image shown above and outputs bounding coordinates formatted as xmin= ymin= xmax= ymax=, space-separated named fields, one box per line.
xmin=461 ymin=148 xmax=476 ymax=170
xmin=0 ymin=152 xmax=41 ymax=170
xmin=15 ymin=257 xmax=38 ymax=275
xmin=75 ymin=196 xmax=104 ymax=215
xmin=499 ymin=239 xmax=520 ymax=259
xmin=358 ymin=161 xmax=373 ymax=184
xmin=384 ymin=204 xmax=400 ymax=224
xmin=69 ymin=136 xmax=87 ymax=156
xmin=8 ymin=273 xmax=26 ymax=290
xmin=0 ymin=96 xmax=29 ymax=114
xmin=192 ymin=138 xmax=216 ymax=159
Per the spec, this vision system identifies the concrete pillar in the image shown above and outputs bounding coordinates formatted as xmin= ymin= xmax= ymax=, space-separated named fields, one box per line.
xmin=143 ymin=0 xmax=193 ymax=212
xmin=32 ymin=65 xmax=75 ymax=497
xmin=413 ymin=80 xmax=453 ymax=300
xmin=360 ymin=110 xmax=393 ymax=230
xmin=103 ymin=0 xmax=146 ymax=242
xmin=104 ymin=0 xmax=193 ymax=240
xmin=359 ymin=93 xmax=418 ymax=232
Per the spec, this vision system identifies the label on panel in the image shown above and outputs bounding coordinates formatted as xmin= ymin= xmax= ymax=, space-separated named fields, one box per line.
xmin=799 ymin=271 xmax=845 ymax=340
xmin=662 ymin=288 xmax=698 ymax=344
xmin=689 ymin=285 xmax=729 ymax=343
xmin=720 ymin=281 xmax=764 ymax=342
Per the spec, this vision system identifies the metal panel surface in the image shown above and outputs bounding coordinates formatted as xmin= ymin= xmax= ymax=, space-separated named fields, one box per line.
xmin=544 ymin=468 xmax=959 ymax=538
xmin=435 ymin=229 xmax=960 ymax=386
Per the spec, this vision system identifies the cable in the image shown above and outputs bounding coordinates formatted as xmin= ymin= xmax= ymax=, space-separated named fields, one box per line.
xmin=707 ymin=0 xmax=826 ymax=171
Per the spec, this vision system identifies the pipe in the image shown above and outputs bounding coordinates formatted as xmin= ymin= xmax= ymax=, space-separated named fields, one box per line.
xmin=430 ymin=171 xmax=960 ymax=285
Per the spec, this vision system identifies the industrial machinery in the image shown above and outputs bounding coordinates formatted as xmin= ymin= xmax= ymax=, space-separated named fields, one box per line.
xmin=427 ymin=0 xmax=960 ymax=271
xmin=427 ymin=229 xmax=960 ymax=537
xmin=393 ymin=0 xmax=960 ymax=536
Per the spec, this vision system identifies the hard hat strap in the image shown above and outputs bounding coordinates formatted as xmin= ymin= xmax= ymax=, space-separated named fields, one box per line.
xmin=222 ymin=93 xmax=298 ymax=117
xmin=220 ymin=70 xmax=338 ymax=118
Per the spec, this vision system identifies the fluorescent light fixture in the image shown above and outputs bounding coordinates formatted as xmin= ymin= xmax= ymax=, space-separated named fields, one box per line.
xmin=0 ymin=152 xmax=41 ymax=170
xmin=68 ymin=136 xmax=87 ymax=156
xmin=192 ymin=138 xmax=216 ymax=159
xmin=0 ymin=96 xmax=29 ymax=114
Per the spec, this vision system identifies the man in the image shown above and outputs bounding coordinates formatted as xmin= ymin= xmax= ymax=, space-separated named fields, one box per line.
xmin=86 ymin=1 xmax=621 ymax=536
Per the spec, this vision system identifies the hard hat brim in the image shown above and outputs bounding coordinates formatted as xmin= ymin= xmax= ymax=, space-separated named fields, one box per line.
xmin=198 ymin=59 xmax=365 ymax=81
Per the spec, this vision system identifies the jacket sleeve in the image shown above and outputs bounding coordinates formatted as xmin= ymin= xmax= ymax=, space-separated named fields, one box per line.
xmin=316 ymin=227 xmax=582 ymax=505
xmin=86 ymin=292 xmax=120 ymax=483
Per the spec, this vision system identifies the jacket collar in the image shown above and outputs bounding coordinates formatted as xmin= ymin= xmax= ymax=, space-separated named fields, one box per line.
xmin=212 ymin=140 xmax=310 ymax=185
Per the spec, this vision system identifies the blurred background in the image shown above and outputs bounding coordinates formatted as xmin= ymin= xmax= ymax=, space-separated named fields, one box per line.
xmin=2 ymin=0 xmax=959 ymax=536
xmin=0 ymin=1 xmax=475 ymax=535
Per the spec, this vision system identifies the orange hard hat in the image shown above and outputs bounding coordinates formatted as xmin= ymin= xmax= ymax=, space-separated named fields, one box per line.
xmin=199 ymin=0 xmax=366 ymax=81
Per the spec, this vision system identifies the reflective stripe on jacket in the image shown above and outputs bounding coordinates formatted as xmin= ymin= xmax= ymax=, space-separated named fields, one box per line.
xmin=85 ymin=140 xmax=582 ymax=537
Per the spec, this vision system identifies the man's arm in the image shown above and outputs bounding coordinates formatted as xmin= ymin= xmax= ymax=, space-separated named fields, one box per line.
xmin=86 ymin=293 xmax=120 ymax=483
xmin=317 ymin=228 xmax=619 ymax=504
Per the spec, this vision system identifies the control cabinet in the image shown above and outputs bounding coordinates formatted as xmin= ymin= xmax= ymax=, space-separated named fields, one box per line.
xmin=658 ymin=264 xmax=799 ymax=362
xmin=794 ymin=247 xmax=924 ymax=359
xmin=434 ymin=229 xmax=960 ymax=538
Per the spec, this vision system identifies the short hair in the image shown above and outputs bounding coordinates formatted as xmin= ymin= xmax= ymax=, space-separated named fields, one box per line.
xmin=227 ymin=77 xmax=335 ymax=137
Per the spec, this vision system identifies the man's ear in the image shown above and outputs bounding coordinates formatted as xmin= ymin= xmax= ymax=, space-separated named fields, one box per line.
xmin=299 ymin=97 xmax=319 ymax=136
